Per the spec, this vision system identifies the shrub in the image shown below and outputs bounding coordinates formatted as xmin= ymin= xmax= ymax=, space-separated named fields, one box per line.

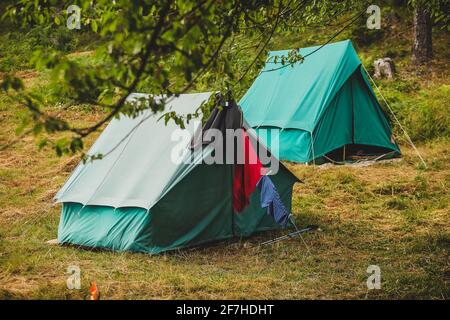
xmin=381 ymin=81 xmax=449 ymax=142
xmin=400 ymin=85 xmax=450 ymax=141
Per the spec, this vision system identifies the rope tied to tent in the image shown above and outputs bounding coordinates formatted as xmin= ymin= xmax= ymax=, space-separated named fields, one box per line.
xmin=361 ymin=64 xmax=427 ymax=168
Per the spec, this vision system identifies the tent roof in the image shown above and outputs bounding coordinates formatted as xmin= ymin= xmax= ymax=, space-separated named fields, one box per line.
xmin=55 ymin=92 xmax=212 ymax=210
xmin=239 ymin=40 xmax=362 ymax=132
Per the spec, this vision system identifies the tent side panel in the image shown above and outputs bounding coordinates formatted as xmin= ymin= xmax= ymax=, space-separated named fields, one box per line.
xmin=352 ymin=71 xmax=400 ymax=153
xmin=148 ymin=164 xmax=234 ymax=253
xmin=309 ymin=78 xmax=354 ymax=161
xmin=58 ymin=164 xmax=234 ymax=254
xmin=234 ymin=165 xmax=297 ymax=236
xmin=255 ymin=127 xmax=311 ymax=163
xmin=58 ymin=164 xmax=298 ymax=253
xmin=58 ymin=203 xmax=153 ymax=252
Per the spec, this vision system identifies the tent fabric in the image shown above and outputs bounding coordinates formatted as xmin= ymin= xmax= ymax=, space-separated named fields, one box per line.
xmin=54 ymin=92 xmax=212 ymax=210
xmin=56 ymin=93 xmax=299 ymax=254
xmin=59 ymin=163 xmax=235 ymax=254
xmin=239 ymin=40 xmax=400 ymax=163
xmin=58 ymin=162 xmax=297 ymax=254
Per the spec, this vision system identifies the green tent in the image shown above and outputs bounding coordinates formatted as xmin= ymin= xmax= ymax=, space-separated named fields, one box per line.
xmin=55 ymin=93 xmax=299 ymax=254
xmin=240 ymin=40 xmax=400 ymax=163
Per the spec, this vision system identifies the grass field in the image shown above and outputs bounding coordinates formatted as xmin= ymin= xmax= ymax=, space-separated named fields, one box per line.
xmin=0 ymin=7 xmax=449 ymax=299
xmin=0 ymin=83 xmax=448 ymax=298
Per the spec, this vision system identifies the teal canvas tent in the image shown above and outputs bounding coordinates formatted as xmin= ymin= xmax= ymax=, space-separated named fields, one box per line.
xmin=240 ymin=40 xmax=400 ymax=164
xmin=55 ymin=93 xmax=299 ymax=254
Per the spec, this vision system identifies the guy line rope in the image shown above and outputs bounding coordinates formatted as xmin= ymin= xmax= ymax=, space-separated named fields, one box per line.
xmin=361 ymin=64 xmax=427 ymax=168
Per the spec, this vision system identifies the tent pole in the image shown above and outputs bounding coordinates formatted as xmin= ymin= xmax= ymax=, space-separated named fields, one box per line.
xmin=343 ymin=144 xmax=346 ymax=162
xmin=310 ymin=131 xmax=316 ymax=166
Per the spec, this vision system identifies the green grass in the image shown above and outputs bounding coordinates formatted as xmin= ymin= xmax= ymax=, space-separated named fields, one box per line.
xmin=0 ymin=22 xmax=101 ymax=73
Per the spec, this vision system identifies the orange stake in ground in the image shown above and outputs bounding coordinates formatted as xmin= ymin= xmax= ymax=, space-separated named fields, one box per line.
xmin=89 ymin=281 xmax=100 ymax=300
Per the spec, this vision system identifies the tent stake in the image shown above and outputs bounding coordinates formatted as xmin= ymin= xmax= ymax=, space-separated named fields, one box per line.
xmin=261 ymin=223 xmax=318 ymax=246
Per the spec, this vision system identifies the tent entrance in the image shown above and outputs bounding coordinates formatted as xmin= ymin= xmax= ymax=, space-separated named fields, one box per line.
xmin=321 ymin=144 xmax=399 ymax=164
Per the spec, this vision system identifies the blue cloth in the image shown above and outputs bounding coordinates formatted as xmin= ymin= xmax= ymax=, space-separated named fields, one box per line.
xmin=256 ymin=176 xmax=290 ymax=226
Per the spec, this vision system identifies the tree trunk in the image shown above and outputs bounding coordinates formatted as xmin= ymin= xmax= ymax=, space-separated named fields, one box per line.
xmin=412 ymin=6 xmax=433 ymax=64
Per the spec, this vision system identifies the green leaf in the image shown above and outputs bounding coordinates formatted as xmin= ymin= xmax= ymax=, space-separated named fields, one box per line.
xmin=91 ymin=20 xmax=98 ymax=33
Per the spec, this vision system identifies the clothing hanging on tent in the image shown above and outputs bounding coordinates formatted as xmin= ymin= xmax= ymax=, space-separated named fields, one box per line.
xmin=256 ymin=175 xmax=290 ymax=226
xmin=191 ymin=98 xmax=243 ymax=149
xmin=233 ymin=130 xmax=262 ymax=213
